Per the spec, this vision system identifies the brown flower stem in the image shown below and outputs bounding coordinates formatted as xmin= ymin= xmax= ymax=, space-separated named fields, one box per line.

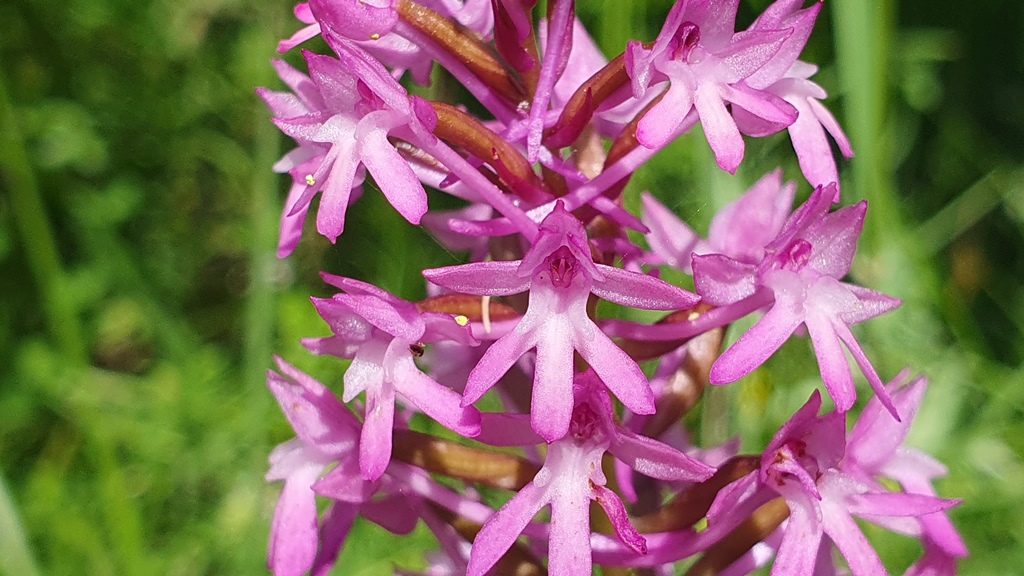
xmin=574 ymin=124 xmax=608 ymax=180
xmin=570 ymin=90 xmax=665 ymax=226
xmin=640 ymin=322 xmax=725 ymax=438
xmin=417 ymin=294 xmax=520 ymax=323
xmin=520 ymin=27 xmax=542 ymax=98
xmin=431 ymin=504 xmax=548 ymax=576
xmin=544 ymin=52 xmax=632 ymax=148
xmin=430 ymin=101 xmax=549 ymax=203
xmin=684 ymin=498 xmax=790 ymax=576
xmin=391 ymin=429 xmax=540 ymax=490
xmin=632 ymin=456 xmax=760 ymax=533
xmin=396 ymin=0 xmax=526 ymax=103
xmin=541 ymin=164 xmax=570 ymax=197
xmin=615 ymin=302 xmax=726 ymax=363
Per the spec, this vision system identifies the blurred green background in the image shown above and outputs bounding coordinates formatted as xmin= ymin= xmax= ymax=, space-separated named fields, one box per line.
xmin=1 ymin=0 xmax=1022 ymax=574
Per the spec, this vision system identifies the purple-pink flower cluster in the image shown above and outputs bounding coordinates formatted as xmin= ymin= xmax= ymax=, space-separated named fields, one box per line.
xmin=258 ymin=1 xmax=964 ymax=574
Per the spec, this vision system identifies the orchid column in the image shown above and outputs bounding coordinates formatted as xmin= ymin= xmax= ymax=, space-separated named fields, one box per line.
xmin=258 ymin=1 xmax=965 ymax=575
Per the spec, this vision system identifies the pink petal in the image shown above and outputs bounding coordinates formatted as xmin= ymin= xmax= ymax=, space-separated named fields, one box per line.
xmin=708 ymin=169 xmax=796 ymax=263
xmin=277 ymin=178 xmax=313 ymax=258
xmin=309 ymin=0 xmax=398 ymax=43
xmin=744 ymin=3 xmax=822 ymax=89
xmin=695 ymin=82 xmax=745 ymax=174
xmin=272 ymin=57 xmax=323 ymax=105
xmin=312 ymin=456 xmax=374 ymax=503
xmin=592 ymin=264 xmax=700 ymax=310
xmin=532 ymin=318 xmax=578 ymax=441
xmin=357 ymin=116 xmax=428 ymax=225
xmin=319 ymin=272 xmax=407 ymax=304
xmin=641 ymin=192 xmax=701 ymax=269
xmin=343 ymin=338 xmax=387 ymax=402
xmin=699 ymin=0 xmax=742 ymax=49
xmin=477 ymin=413 xmax=543 ymax=447
xmin=610 ymin=430 xmax=716 ymax=482
xmin=362 ymin=494 xmax=418 ymax=535
xmin=324 ymin=35 xmax=409 ymax=112
xmin=423 ymin=261 xmax=530 ymax=296
xmin=304 ymin=51 xmax=360 ymax=110
xmin=764 ymin=390 xmax=823 ymax=455
xmin=315 ymin=141 xmax=359 ymax=242
xmin=771 ymin=489 xmax=823 ymax=576
xmin=463 ymin=325 xmax=538 ymax=405
xmin=259 ymin=88 xmax=312 ymax=119
xmin=467 ymin=482 xmax=549 ymax=576
xmin=711 ymin=295 xmax=804 ymax=384
xmin=786 ymin=96 xmax=841 ymax=190
xmin=577 ymin=326 xmax=656 ymax=416
xmin=721 ymin=83 xmax=798 ymax=125
xmin=636 ymin=79 xmax=696 ymax=148
xmin=268 ymin=463 xmax=324 ymax=576
xmin=278 ymin=23 xmax=322 ymax=54
xmin=268 ymin=361 xmax=358 ymax=453
xmin=592 ymin=484 xmax=647 ymax=555
xmin=387 ymin=340 xmax=481 ymax=437
xmin=840 ymin=283 xmax=903 ymax=325
xmin=548 ymin=481 xmax=595 ymax=576
xmin=717 ymin=29 xmax=790 ymax=82
xmin=848 ymin=492 xmax=959 ymax=519
xmin=805 ymin=311 xmax=857 ymax=412
xmin=847 ymin=372 xmax=923 ymax=470
xmin=809 ymin=96 xmax=854 ymax=158
xmin=819 ymin=500 xmax=888 ymax=576
xmin=332 ymin=293 xmax=424 ymax=342
xmin=692 ymin=253 xmax=758 ymax=305
xmin=309 ymin=503 xmax=359 ymax=576
xmin=833 ymin=321 xmax=899 ymax=419
xmin=359 ymin=379 xmax=396 ymax=481
xmin=804 ymin=202 xmax=866 ymax=278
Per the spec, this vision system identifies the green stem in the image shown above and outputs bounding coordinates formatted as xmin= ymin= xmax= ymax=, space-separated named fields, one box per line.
xmin=2 ymin=61 xmax=151 ymax=573
xmin=243 ymin=6 xmax=284 ymax=457
xmin=0 ymin=63 xmax=87 ymax=364
xmin=598 ymin=0 xmax=638 ymax=54
xmin=831 ymin=0 xmax=898 ymax=252
xmin=0 ymin=469 xmax=41 ymax=576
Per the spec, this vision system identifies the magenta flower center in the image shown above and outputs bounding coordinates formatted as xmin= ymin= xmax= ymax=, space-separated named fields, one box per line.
xmin=766 ymin=438 xmax=823 ymax=489
xmin=569 ymin=401 xmax=599 ymax=443
xmin=779 ymin=239 xmax=813 ymax=270
xmin=670 ymin=22 xmax=701 ymax=62
xmin=545 ymin=245 xmax=580 ymax=288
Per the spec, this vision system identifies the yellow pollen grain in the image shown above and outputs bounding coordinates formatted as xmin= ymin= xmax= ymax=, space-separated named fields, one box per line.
xmin=687 ymin=311 xmax=701 ymax=321
xmin=305 ymin=174 xmax=316 ymax=186
xmin=454 ymin=314 xmax=469 ymax=327
xmin=369 ymin=33 xmax=381 ymax=40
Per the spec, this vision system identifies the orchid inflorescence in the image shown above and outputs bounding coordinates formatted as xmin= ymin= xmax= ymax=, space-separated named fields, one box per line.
xmin=258 ymin=0 xmax=966 ymax=574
